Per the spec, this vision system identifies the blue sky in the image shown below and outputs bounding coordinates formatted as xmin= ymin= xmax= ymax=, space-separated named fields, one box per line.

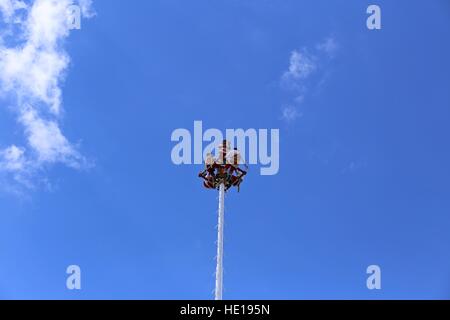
xmin=0 ymin=0 xmax=450 ymax=299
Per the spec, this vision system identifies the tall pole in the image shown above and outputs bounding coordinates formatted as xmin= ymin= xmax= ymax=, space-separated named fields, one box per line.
xmin=215 ymin=183 xmax=225 ymax=300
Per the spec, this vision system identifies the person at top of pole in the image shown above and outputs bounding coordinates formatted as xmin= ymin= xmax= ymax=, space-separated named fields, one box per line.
xmin=225 ymin=148 xmax=247 ymax=192
xmin=217 ymin=140 xmax=231 ymax=165
xmin=198 ymin=140 xmax=247 ymax=192
xmin=214 ymin=140 xmax=230 ymax=184
xmin=198 ymin=153 xmax=216 ymax=189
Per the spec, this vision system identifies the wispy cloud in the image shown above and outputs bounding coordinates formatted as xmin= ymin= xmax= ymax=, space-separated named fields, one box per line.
xmin=280 ymin=105 xmax=302 ymax=123
xmin=0 ymin=145 xmax=26 ymax=172
xmin=0 ymin=0 xmax=94 ymax=192
xmin=0 ymin=0 xmax=27 ymax=22
xmin=282 ymin=49 xmax=316 ymax=86
xmin=341 ymin=159 xmax=368 ymax=175
xmin=316 ymin=36 xmax=339 ymax=58
xmin=280 ymin=36 xmax=338 ymax=123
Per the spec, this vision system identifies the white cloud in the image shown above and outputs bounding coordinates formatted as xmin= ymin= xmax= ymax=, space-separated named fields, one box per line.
xmin=282 ymin=49 xmax=316 ymax=88
xmin=0 ymin=0 xmax=93 ymax=191
xmin=281 ymin=105 xmax=302 ymax=123
xmin=78 ymin=0 xmax=95 ymax=18
xmin=341 ymin=159 xmax=368 ymax=175
xmin=0 ymin=0 xmax=27 ymax=22
xmin=280 ymin=36 xmax=338 ymax=123
xmin=316 ymin=36 xmax=339 ymax=58
xmin=19 ymin=106 xmax=84 ymax=167
xmin=0 ymin=145 xmax=26 ymax=172
xmin=0 ymin=144 xmax=34 ymax=192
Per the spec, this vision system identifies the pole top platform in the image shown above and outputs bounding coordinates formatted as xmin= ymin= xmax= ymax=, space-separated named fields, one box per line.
xmin=198 ymin=140 xmax=248 ymax=192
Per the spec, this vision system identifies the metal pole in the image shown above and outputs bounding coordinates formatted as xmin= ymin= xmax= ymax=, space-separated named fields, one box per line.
xmin=215 ymin=183 xmax=225 ymax=300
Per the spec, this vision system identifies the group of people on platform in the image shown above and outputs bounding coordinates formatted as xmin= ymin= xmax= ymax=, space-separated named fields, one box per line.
xmin=198 ymin=140 xmax=248 ymax=192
